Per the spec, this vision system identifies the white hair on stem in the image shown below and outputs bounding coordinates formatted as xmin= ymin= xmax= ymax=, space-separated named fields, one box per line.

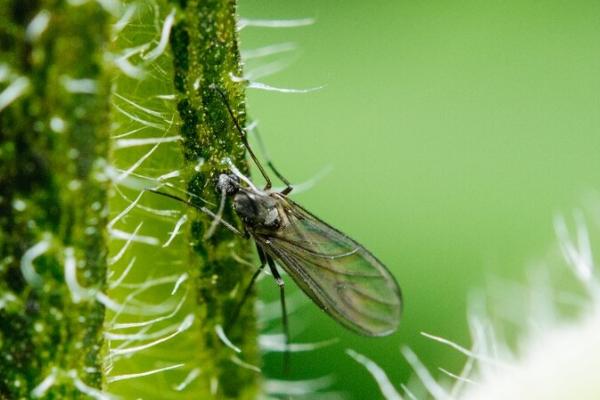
xmin=64 ymin=247 xmax=94 ymax=303
xmin=115 ymin=141 xmax=162 ymax=183
xmin=108 ymin=191 xmax=145 ymax=231
xmin=97 ymin=291 xmax=179 ymax=317
xmin=156 ymin=169 xmax=181 ymax=181
xmin=438 ymin=367 xmax=478 ymax=386
xmin=111 ymin=124 xmax=148 ymax=139
xmin=273 ymin=164 xmax=333 ymax=195
xmin=245 ymin=80 xmax=325 ymax=94
xmin=109 ymin=314 xmax=194 ymax=357
xmin=229 ymin=73 xmax=324 ymax=94
xmin=31 ymin=368 xmax=58 ymax=398
xmin=111 ymin=44 xmax=149 ymax=79
xmin=25 ymin=10 xmax=51 ymax=42
xmin=454 ymin=212 xmax=600 ymax=400
xmin=401 ymin=384 xmax=419 ymax=400
xmin=112 ymin=102 xmax=164 ymax=130
xmin=69 ymin=369 xmax=117 ymax=400
xmin=420 ymin=332 xmax=510 ymax=369
xmin=107 ymin=275 xmax=185 ymax=321
xmin=210 ymin=376 xmax=218 ymax=396
xmin=554 ymin=211 xmax=598 ymax=293
xmin=401 ymin=346 xmax=450 ymax=400
xmin=229 ymin=355 xmax=261 ymax=373
xmin=357 ymin=210 xmax=600 ymax=400
xmin=215 ymin=325 xmax=242 ymax=354
xmin=111 ymin=184 xmax=181 ymax=218
xmin=171 ymin=272 xmax=188 ymax=295
xmin=0 ymin=76 xmax=30 ymax=112
xmin=237 ymin=17 xmax=315 ymax=31
xmin=265 ymin=376 xmax=334 ymax=397
xmin=245 ymin=59 xmax=297 ymax=81
xmin=141 ymin=8 xmax=176 ymax=62
xmin=20 ymin=234 xmax=52 ymax=288
xmin=112 ymin=91 xmax=170 ymax=119
xmin=259 ymin=334 xmax=338 ymax=353
xmin=173 ymin=368 xmax=202 ymax=391
xmin=242 ymin=42 xmax=297 ymax=60
xmin=109 ymin=228 xmax=159 ymax=246
xmin=108 ymin=222 xmax=144 ymax=265
xmin=60 ymin=76 xmax=98 ymax=94
xmin=110 ymin=292 xmax=187 ymax=330
xmin=105 ymin=317 xmax=186 ymax=341
xmin=114 ymin=135 xmax=181 ymax=149
xmin=107 ymin=363 xmax=184 ymax=383
xmin=108 ymin=257 xmax=136 ymax=289
xmin=111 ymin=3 xmax=136 ymax=37
xmin=346 ymin=349 xmax=403 ymax=400
xmin=115 ymin=272 xmax=179 ymax=288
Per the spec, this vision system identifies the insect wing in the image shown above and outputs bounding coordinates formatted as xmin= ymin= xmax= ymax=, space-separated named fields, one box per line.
xmin=257 ymin=198 xmax=402 ymax=336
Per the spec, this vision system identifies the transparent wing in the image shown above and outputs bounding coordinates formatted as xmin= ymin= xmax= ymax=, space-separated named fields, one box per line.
xmin=255 ymin=198 xmax=402 ymax=336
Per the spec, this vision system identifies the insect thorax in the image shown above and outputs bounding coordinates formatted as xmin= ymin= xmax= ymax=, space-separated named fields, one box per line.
xmin=233 ymin=190 xmax=281 ymax=229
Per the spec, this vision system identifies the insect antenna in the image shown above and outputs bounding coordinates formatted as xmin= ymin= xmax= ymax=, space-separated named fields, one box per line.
xmin=209 ymin=85 xmax=274 ymax=190
xmin=117 ymin=168 xmax=216 ymax=207
xmin=157 ymin=181 xmax=215 ymax=207
xmin=247 ymin=122 xmax=294 ymax=195
xmin=144 ymin=188 xmax=242 ymax=236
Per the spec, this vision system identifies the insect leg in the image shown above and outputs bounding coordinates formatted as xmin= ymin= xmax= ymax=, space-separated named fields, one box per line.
xmin=249 ymin=124 xmax=294 ymax=195
xmin=209 ymin=85 xmax=274 ymax=190
xmin=145 ymin=189 xmax=242 ymax=236
xmin=226 ymin=244 xmax=267 ymax=330
xmin=203 ymin=186 xmax=227 ymax=240
xmin=267 ymin=255 xmax=291 ymax=375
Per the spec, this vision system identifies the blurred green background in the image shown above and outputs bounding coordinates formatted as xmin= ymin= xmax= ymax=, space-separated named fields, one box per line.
xmin=238 ymin=0 xmax=600 ymax=397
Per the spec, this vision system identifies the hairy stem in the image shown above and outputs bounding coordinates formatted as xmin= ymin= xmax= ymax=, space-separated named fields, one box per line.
xmin=170 ymin=0 xmax=260 ymax=398
xmin=0 ymin=0 xmax=110 ymax=397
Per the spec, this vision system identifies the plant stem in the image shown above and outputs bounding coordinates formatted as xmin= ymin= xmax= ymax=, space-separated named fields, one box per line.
xmin=169 ymin=0 xmax=260 ymax=398
xmin=0 ymin=0 xmax=110 ymax=398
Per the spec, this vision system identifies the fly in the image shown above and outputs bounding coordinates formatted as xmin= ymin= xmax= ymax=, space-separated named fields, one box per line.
xmin=149 ymin=86 xmax=402 ymax=371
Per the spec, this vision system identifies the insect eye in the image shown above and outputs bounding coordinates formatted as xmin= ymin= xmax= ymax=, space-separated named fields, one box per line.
xmin=217 ymin=173 xmax=238 ymax=195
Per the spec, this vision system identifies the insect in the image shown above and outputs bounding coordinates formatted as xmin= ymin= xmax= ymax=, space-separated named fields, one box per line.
xmin=150 ymin=86 xmax=402 ymax=368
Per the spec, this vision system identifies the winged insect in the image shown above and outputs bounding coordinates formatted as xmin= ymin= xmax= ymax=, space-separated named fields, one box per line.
xmin=149 ymin=86 xmax=403 ymax=372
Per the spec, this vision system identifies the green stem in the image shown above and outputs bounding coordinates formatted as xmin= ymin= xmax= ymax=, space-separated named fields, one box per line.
xmin=0 ymin=0 xmax=110 ymax=398
xmin=170 ymin=0 xmax=260 ymax=398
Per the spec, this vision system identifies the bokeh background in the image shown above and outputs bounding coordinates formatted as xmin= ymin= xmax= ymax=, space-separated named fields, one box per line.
xmin=238 ymin=0 xmax=600 ymax=397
